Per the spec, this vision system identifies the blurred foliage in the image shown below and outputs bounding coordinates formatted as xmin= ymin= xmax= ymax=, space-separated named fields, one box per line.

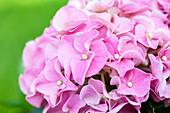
xmin=0 ymin=0 xmax=68 ymax=112
xmin=141 ymin=97 xmax=170 ymax=113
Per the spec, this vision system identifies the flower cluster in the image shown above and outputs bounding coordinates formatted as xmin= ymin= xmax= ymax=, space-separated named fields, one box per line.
xmin=19 ymin=0 xmax=170 ymax=113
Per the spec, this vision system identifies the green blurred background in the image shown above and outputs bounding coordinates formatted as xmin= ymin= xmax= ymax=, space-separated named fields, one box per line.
xmin=0 ymin=0 xmax=68 ymax=112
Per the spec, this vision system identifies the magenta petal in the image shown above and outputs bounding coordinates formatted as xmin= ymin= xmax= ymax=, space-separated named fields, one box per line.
xmin=120 ymin=43 xmax=145 ymax=61
xmin=62 ymin=94 xmax=86 ymax=113
xmin=63 ymin=54 xmax=79 ymax=79
xmin=110 ymin=76 xmax=121 ymax=86
xmin=49 ymin=88 xmax=60 ymax=107
xmin=59 ymin=80 xmax=78 ymax=94
xmin=44 ymin=58 xmax=64 ymax=81
xmin=26 ymin=93 xmax=43 ymax=108
xmin=19 ymin=75 xmax=29 ymax=94
xmin=36 ymin=82 xmax=60 ymax=95
xmin=135 ymin=24 xmax=149 ymax=47
xmin=45 ymin=43 xmax=58 ymax=63
xmin=146 ymin=36 xmax=159 ymax=49
xmin=22 ymin=69 xmax=38 ymax=90
xmin=118 ymin=104 xmax=139 ymax=113
xmin=133 ymin=15 xmax=155 ymax=32
xmin=88 ymin=78 xmax=104 ymax=93
xmin=149 ymin=54 xmax=163 ymax=79
xmin=118 ymin=36 xmax=134 ymax=52
xmin=74 ymin=30 xmax=98 ymax=53
xmin=115 ymin=17 xmax=134 ymax=35
xmin=58 ymin=35 xmax=80 ymax=65
xmin=86 ymin=40 xmax=108 ymax=77
xmin=120 ymin=2 xmax=138 ymax=12
xmin=23 ymin=40 xmax=44 ymax=69
xmin=71 ymin=59 xmax=89 ymax=85
xmin=108 ymin=102 xmax=128 ymax=113
xmin=43 ymin=105 xmax=65 ymax=113
xmin=52 ymin=6 xmax=88 ymax=31
xmin=163 ymin=84 xmax=170 ymax=98
xmin=80 ymin=85 xmax=102 ymax=105
xmin=85 ymin=1 xmax=109 ymax=12
xmin=118 ymin=68 xmax=152 ymax=97
xmin=89 ymin=103 xmax=108 ymax=112
xmin=103 ymin=35 xmax=119 ymax=58
xmin=108 ymin=60 xmax=134 ymax=77
xmin=153 ymin=29 xmax=170 ymax=42
xmin=63 ymin=20 xmax=86 ymax=31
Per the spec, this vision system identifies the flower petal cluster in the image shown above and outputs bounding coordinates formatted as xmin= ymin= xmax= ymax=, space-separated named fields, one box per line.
xmin=19 ymin=0 xmax=170 ymax=113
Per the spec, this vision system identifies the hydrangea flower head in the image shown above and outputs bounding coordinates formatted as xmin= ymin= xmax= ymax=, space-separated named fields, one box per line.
xmin=19 ymin=0 xmax=170 ymax=112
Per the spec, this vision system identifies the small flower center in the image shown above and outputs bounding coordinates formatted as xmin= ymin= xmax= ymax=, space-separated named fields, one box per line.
xmin=102 ymin=95 xmax=107 ymax=99
xmin=147 ymin=33 xmax=153 ymax=39
xmin=66 ymin=109 xmax=69 ymax=113
xmin=82 ymin=54 xmax=88 ymax=60
xmin=127 ymin=82 xmax=132 ymax=88
xmin=57 ymin=80 xmax=63 ymax=86
xmin=164 ymin=43 xmax=168 ymax=48
xmin=161 ymin=56 xmax=167 ymax=61
xmin=114 ymin=54 xmax=120 ymax=60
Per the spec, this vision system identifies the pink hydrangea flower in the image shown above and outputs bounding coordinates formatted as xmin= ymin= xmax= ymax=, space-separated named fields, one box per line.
xmin=32 ymin=57 xmax=78 ymax=107
xmin=80 ymin=78 xmax=108 ymax=112
xmin=149 ymin=53 xmax=170 ymax=101
xmin=58 ymin=30 xmax=108 ymax=84
xmin=115 ymin=68 xmax=152 ymax=97
xmin=105 ymin=34 xmax=145 ymax=76
xmin=19 ymin=0 xmax=170 ymax=112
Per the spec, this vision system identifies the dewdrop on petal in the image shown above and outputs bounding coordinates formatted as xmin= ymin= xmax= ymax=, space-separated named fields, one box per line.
xmin=127 ymin=82 xmax=132 ymax=88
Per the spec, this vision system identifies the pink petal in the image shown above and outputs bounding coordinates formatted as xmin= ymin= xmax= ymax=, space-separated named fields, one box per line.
xmin=135 ymin=24 xmax=149 ymax=47
xmin=62 ymin=94 xmax=86 ymax=113
xmin=115 ymin=17 xmax=134 ymax=35
xmin=120 ymin=43 xmax=145 ymax=61
xmin=74 ymin=30 xmax=98 ymax=53
xmin=19 ymin=75 xmax=29 ymax=94
xmin=26 ymin=93 xmax=43 ymax=108
xmin=86 ymin=40 xmax=108 ymax=77
xmin=108 ymin=102 xmax=128 ymax=113
xmin=44 ymin=58 xmax=65 ymax=82
xmin=45 ymin=43 xmax=58 ymax=63
xmin=52 ymin=6 xmax=88 ymax=31
xmin=89 ymin=103 xmax=108 ymax=112
xmin=88 ymin=78 xmax=104 ymax=93
xmin=118 ymin=68 xmax=152 ymax=97
xmin=108 ymin=60 xmax=135 ymax=77
xmin=71 ymin=53 xmax=94 ymax=85
xmin=80 ymin=85 xmax=102 ymax=105
xmin=133 ymin=15 xmax=155 ymax=32
xmin=85 ymin=1 xmax=109 ymax=12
